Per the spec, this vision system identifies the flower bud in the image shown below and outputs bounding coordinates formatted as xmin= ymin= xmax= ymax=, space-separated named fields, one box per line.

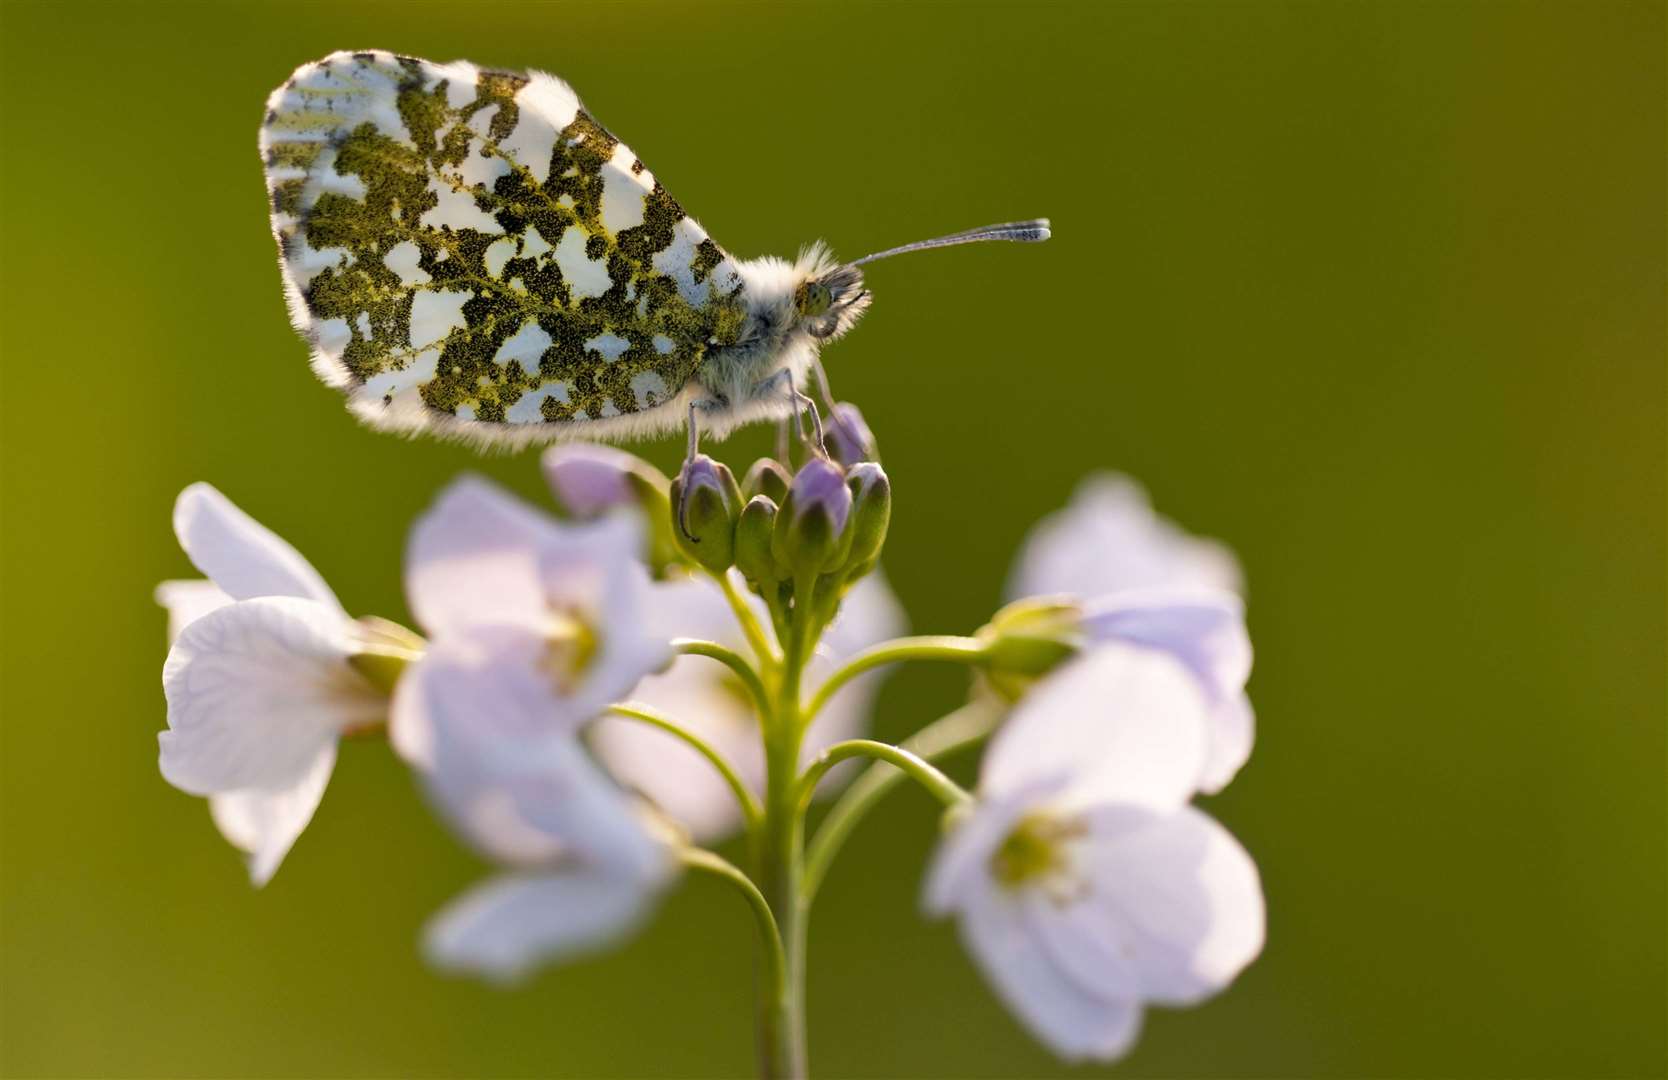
xmin=543 ymin=444 xmax=679 ymax=574
xmin=977 ymin=597 xmax=1084 ymax=702
xmin=734 ymin=495 xmax=782 ymax=586
xmin=826 ymin=402 xmax=878 ymax=466
xmin=742 ymin=458 xmax=792 ymax=505
xmin=772 ymin=458 xmax=854 ymax=577
xmin=841 ymin=462 xmax=891 ymax=578
xmin=670 ymin=454 xmax=743 ymax=573
xmin=543 ymin=444 xmax=667 ymax=517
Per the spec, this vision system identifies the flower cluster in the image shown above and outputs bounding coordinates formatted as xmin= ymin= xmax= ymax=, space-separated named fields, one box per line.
xmin=155 ymin=430 xmax=1263 ymax=1071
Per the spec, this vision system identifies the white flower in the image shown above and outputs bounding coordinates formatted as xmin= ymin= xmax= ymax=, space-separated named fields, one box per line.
xmin=590 ymin=570 xmax=906 ymax=841
xmin=1008 ymin=474 xmax=1254 ymax=793
xmin=392 ymin=476 xmax=671 ymax=764
xmin=157 ymin=483 xmax=390 ymax=885
xmin=925 ymin=646 xmax=1264 ymax=1063
xmin=387 ymin=475 xmax=679 ymax=980
xmin=396 ymin=622 xmax=674 ymax=981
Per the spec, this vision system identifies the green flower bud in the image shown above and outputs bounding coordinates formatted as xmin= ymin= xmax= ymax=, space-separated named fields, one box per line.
xmin=841 ymin=462 xmax=892 ymax=578
xmin=742 ymin=458 xmax=793 ymax=505
xmin=734 ymin=495 xmax=782 ymax=586
xmin=773 ymin=458 xmax=854 ymax=578
xmin=977 ymin=597 xmax=1085 ymax=702
xmin=670 ymin=454 xmax=743 ymax=573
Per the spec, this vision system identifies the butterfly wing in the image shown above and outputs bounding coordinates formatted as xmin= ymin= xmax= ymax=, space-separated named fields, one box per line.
xmin=261 ymin=51 xmax=746 ymax=444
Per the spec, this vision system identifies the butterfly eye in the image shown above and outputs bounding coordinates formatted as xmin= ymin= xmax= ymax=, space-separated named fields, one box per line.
xmin=795 ymin=281 xmax=833 ymax=318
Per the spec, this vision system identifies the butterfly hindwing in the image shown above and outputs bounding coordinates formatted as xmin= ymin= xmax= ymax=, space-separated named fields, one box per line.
xmin=261 ymin=51 xmax=745 ymax=442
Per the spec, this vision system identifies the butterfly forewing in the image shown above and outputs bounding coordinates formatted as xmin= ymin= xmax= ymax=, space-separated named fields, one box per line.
xmin=261 ymin=51 xmax=744 ymax=441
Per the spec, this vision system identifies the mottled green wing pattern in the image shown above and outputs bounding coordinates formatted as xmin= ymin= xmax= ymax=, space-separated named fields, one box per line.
xmin=261 ymin=50 xmax=745 ymax=440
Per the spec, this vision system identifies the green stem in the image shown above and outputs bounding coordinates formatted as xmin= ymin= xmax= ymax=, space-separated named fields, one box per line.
xmin=717 ymin=569 xmax=778 ymax=666
xmin=674 ymin=637 xmax=772 ymax=717
xmin=801 ymin=635 xmax=990 ymax=721
xmin=680 ymin=848 xmax=788 ymax=1027
xmin=755 ymin=574 xmax=821 ymax=1079
xmin=802 ymin=700 xmax=1002 ymax=904
xmin=607 ymin=703 xmax=761 ymax=828
xmin=797 ymin=739 xmax=971 ymax=813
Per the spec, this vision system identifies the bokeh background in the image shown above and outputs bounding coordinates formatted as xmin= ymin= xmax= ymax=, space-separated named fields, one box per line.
xmin=1 ymin=1 xmax=1662 ymax=1076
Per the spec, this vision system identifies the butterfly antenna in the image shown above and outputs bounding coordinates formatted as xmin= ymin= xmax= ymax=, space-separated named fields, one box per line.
xmin=847 ymin=218 xmax=1052 ymax=267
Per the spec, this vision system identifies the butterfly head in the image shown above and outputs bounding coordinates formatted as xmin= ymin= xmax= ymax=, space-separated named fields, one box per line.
xmin=795 ymin=263 xmax=870 ymax=341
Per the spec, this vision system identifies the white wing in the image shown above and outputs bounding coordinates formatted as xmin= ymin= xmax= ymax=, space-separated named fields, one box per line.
xmin=260 ymin=51 xmax=745 ymax=446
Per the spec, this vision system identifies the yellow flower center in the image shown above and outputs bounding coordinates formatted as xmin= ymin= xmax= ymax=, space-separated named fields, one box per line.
xmin=990 ymin=812 xmax=1087 ymax=893
xmin=543 ymin=608 xmax=601 ymax=694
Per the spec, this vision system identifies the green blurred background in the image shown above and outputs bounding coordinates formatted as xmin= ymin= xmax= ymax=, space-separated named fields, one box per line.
xmin=1 ymin=1 xmax=1662 ymax=1076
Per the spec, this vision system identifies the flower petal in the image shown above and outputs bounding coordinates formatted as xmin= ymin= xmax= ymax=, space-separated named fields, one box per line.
xmin=173 ymin=483 xmax=340 ymax=608
xmin=1008 ymin=473 xmax=1242 ymax=602
xmin=424 ymin=868 xmax=662 ymax=982
xmin=1200 ymin=693 xmax=1255 ymax=795
xmin=405 ymin=477 xmax=560 ymax=636
xmin=207 ymin=743 xmax=336 ymax=886
xmin=1079 ymin=804 xmax=1265 ymax=1006
xmin=923 ymin=780 xmax=1065 ymax=916
xmin=392 ymin=629 xmax=668 ymax=879
xmin=1080 ymin=589 xmax=1251 ymax=699
xmin=980 ymin=646 xmax=1210 ymax=812
xmin=159 ymin=596 xmax=381 ymax=794
xmin=542 ymin=443 xmax=654 ymax=516
xmin=1080 ymin=589 xmax=1254 ymax=793
xmin=955 ymin=876 xmax=1145 ymax=1062
xmin=155 ymin=579 xmax=234 ymax=643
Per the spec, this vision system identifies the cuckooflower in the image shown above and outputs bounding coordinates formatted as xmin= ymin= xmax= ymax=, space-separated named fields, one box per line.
xmin=157 ymin=483 xmax=396 ymax=885
xmin=392 ymin=476 xmax=671 ymax=761
xmin=925 ymin=645 xmax=1264 ymax=1062
xmin=1008 ymin=474 xmax=1254 ymax=793
xmin=399 ymin=636 xmax=674 ymax=980
xmin=390 ymin=477 xmax=679 ymax=979
xmin=592 ymin=571 xmax=906 ymax=841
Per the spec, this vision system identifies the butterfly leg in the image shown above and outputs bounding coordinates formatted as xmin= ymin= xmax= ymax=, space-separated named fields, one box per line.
xmin=752 ymin=368 xmax=825 ymax=458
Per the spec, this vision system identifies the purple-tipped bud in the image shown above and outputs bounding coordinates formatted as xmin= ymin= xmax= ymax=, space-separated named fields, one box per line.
xmin=542 ymin=443 xmax=679 ymax=574
xmin=543 ymin=444 xmax=662 ymax=516
xmin=773 ymin=458 xmax=855 ymax=576
xmin=789 ymin=458 xmax=853 ymax=534
xmin=826 ymin=402 xmax=878 ymax=466
xmin=670 ymin=454 xmax=743 ymax=573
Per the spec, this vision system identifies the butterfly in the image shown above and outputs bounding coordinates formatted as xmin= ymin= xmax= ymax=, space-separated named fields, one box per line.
xmin=260 ymin=51 xmax=1049 ymax=457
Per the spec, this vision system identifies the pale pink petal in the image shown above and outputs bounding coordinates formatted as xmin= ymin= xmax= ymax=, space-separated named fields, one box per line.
xmin=207 ymin=744 xmax=336 ymax=886
xmin=1008 ymin=474 xmax=1242 ymax=601
xmin=155 ymin=579 xmax=234 ymax=643
xmin=956 ymin=879 xmax=1145 ymax=1062
xmin=1079 ymin=804 xmax=1265 ymax=1006
xmin=173 ymin=483 xmax=341 ymax=608
xmin=923 ymin=780 xmax=1065 ymax=915
xmin=541 ymin=443 xmax=648 ymax=516
xmin=392 ymin=629 xmax=667 ymax=879
xmin=424 ymin=868 xmax=662 ymax=982
xmin=159 ymin=597 xmax=381 ymax=794
xmin=980 ymin=647 xmax=1209 ymax=813
xmin=405 ymin=477 xmax=559 ymax=636
xmin=1200 ymin=693 xmax=1255 ymax=795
